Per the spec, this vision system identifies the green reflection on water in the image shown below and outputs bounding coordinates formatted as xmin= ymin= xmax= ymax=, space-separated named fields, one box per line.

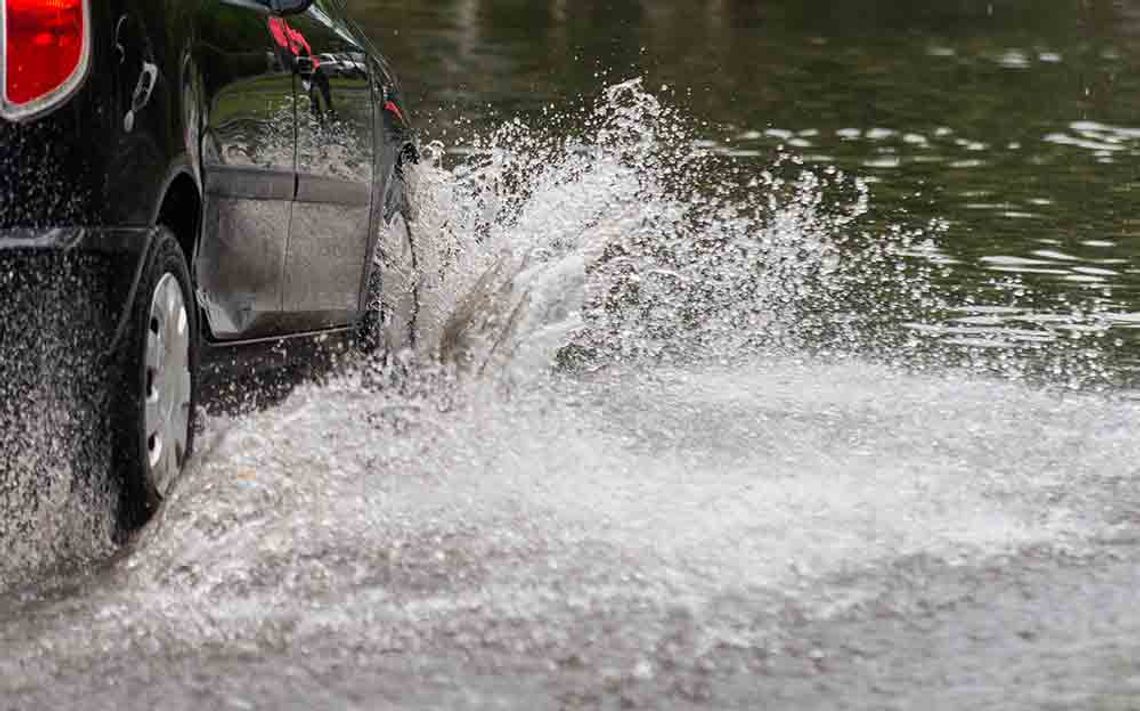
xmin=351 ymin=0 xmax=1140 ymax=386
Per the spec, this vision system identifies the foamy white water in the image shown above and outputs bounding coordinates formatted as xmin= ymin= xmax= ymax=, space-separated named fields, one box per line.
xmin=2 ymin=360 xmax=1139 ymax=707
xmin=399 ymin=80 xmax=944 ymax=378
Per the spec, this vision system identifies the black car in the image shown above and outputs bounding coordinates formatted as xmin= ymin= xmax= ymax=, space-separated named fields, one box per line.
xmin=0 ymin=0 xmax=416 ymax=528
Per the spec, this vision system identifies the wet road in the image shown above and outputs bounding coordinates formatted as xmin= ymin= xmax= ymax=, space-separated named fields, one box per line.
xmin=2 ymin=362 xmax=1140 ymax=708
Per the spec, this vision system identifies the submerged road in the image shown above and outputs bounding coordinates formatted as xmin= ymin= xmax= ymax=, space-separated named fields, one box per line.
xmin=1 ymin=360 xmax=1138 ymax=708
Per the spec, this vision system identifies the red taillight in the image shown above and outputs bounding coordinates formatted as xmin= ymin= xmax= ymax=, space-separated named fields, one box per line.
xmin=2 ymin=0 xmax=88 ymax=115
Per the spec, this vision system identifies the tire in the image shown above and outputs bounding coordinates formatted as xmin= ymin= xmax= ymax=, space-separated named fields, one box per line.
xmin=114 ymin=227 xmax=197 ymax=531
xmin=359 ymin=184 xmax=418 ymax=357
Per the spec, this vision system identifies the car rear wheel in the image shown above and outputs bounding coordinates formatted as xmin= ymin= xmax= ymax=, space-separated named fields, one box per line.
xmin=115 ymin=227 xmax=196 ymax=531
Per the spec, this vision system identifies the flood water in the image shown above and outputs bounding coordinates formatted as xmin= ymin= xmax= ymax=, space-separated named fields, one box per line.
xmin=3 ymin=1 xmax=1140 ymax=708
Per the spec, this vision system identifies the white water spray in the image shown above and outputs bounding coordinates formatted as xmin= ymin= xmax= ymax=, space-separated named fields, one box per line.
xmin=390 ymin=79 xmax=944 ymax=384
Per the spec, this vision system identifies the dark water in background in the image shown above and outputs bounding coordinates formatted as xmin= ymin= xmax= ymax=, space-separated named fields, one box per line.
xmin=351 ymin=0 xmax=1140 ymax=386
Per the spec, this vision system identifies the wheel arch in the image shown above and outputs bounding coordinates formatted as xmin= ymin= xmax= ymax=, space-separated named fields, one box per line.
xmin=153 ymin=167 xmax=202 ymax=268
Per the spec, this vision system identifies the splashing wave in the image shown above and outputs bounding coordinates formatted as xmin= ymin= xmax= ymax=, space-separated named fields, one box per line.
xmin=398 ymin=78 xmax=944 ymax=382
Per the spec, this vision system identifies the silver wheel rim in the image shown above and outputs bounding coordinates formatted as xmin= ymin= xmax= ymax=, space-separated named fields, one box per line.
xmin=144 ymin=272 xmax=191 ymax=497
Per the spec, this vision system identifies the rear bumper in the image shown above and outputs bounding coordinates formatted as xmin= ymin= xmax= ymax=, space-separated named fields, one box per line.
xmin=0 ymin=226 xmax=156 ymax=358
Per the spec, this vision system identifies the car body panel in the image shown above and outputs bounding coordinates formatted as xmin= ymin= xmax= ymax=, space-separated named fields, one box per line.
xmin=280 ymin=1 xmax=376 ymax=330
xmin=195 ymin=0 xmax=297 ymax=339
xmin=0 ymin=0 xmax=416 ymax=357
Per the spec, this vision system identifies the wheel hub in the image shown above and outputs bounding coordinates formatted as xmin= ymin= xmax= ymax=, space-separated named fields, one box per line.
xmin=144 ymin=272 xmax=191 ymax=496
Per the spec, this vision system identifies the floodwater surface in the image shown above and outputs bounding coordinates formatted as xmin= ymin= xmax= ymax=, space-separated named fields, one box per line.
xmin=3 ymin=1 xmax=1140 ymax=708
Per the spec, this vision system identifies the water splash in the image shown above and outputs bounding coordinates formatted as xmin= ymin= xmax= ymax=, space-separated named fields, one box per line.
xmin=0 ymin=78 xmax=1125 ymax=592
xmin=390 ymin=78 xmax=1124 ymax=390
xmin=392 ymin=79 xmax=943 ymax=382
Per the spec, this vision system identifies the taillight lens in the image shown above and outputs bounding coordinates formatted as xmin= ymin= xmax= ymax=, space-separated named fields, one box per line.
xmin=2 ymin=0 xmax=88 ymax=114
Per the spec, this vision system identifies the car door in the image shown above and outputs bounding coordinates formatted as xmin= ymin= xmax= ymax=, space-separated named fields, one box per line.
xmin=277 ymin=0 xmax=375 ymax=329
xmin=195 ymin=0 xmax=297 ymax=340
